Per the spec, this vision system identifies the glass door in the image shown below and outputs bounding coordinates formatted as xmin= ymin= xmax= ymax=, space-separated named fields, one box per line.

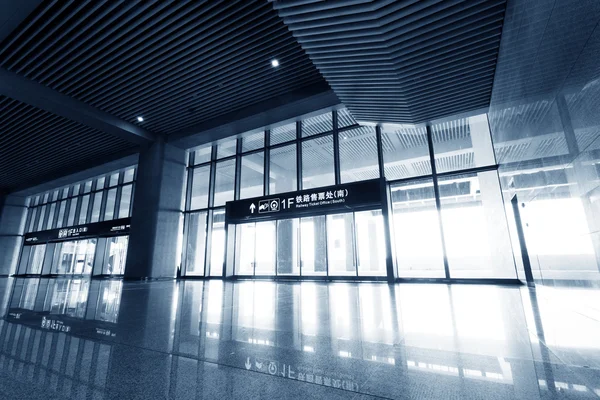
xmin=234 ymin=221 xmax=277 ymax=276
xmin=326 ymin=213 xmax=357 ymax=276
xmin=254 ymin=221 xmax=276 ymax=276
xmin=300 ymin=216 xmax=327 ymax=276
xmin=103 ymin=236 xmax=128 ymax=275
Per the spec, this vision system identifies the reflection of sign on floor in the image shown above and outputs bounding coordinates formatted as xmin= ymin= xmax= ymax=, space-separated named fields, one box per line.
xmin=242 ymin=356 xmax=359 ymax=393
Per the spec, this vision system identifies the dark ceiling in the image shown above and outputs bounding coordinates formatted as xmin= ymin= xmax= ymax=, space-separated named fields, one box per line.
xmin=273 ymin=0 xmax=507 ymax=123
xmin=0 ymin=0 xmax=511 ymax=193
xmin=0 ymin=95 xmax=137 ymax=190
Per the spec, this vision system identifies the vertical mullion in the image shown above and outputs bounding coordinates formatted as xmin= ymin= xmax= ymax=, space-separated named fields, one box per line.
xmin=264 ymin=130 xmax=270 ymax=196
xmin=204 ymin=211 xmax=214 ymax=277
xmin=234 ymin=139 xmax=242 ymax=201
xmin=185 ymin=166 xmax=194 ymax=212
xmin=333 ymin=110 xmax=341 ymax=185
xmin=376 ymin=125 xmax=384 ymax=178
xmin=113 ymin=172 xmax=124 ymax=219
xmin=296 ymin=121 xmax=302 ymax=191
xmin=181 ymin=214 xmax=190 ymax=276
xmin=208 ymin=147 xmax=217 ymax=208
xmin=73 ymin=185 xmax=83 ymax=225
xmin=426 ymin=124 xmax=450 ymax=279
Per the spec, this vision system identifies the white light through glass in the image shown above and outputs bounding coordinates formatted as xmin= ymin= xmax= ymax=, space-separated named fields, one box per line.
xmin=137 ymin=116 xmax=144 ymax=122
xmin=271 ymin=59 xmax=279 ymax=67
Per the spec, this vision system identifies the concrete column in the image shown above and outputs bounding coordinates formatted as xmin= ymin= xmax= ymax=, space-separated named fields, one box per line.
xmin=125 ymin=138 xmax=186 ymax=279
xmin=0 ymin=194 xmax=28 ymax=275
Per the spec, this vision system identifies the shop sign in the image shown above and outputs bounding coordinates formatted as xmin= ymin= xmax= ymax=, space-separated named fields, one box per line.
xmin=24 ymin=217 xmax=131 ymax=245
xmin=226 ymin=178 xmax=384 ymax=224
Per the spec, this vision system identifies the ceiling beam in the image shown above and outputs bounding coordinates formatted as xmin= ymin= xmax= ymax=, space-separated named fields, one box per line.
xmin=0 ymin=67 xmax=158 ymax=145
xmin=168 ymin=82 xmax=340 ymax=149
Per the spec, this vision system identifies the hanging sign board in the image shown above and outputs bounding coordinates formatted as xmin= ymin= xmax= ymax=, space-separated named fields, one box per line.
xmin=23 ymin=217 xmax=131 ymax=245
xmin=225 ymin=178 xmax=384 ymax=224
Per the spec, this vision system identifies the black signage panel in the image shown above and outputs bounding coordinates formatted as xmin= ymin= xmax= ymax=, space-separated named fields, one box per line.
xmin=23 ymin=217 xmax=131 ymax=245
xmin=226 ymin=178 xmax=384 ymax=224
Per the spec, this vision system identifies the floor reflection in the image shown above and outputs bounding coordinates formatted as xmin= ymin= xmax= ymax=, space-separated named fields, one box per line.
xmin=1 ymin=278 xmax=600 ymax=399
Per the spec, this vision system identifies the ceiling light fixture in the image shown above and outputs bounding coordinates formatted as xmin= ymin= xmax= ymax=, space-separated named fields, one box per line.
xmin=137 ymin=116 xmax=144 ymax=122
xmin=271 ymin=59 xmax=279 ymax=67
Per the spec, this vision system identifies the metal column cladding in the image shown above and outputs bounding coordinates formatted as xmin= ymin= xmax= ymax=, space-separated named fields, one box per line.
xmin=225 ymin=178 xmax=385 ymax=224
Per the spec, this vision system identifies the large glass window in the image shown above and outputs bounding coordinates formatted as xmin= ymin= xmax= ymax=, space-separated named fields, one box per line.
xmin=209 ymin=210 xmax=226 ymax=276
xmin=104 ymin=188 xmax=117 ymax=220
xmin=123 ymin=167 xmax=135 ymax=183
xmin=240 ymin=152 xmax=264 ymax=199
xmin=382 ymin=124 xmax=431 ymax=179
xmin=36 ymin=205 xmax=46 ymax=232
xmin=56 ymin=201 xmax=67 ymax=228
xmin=327 ymin=213 xmax=356 ymax=276
xmin=355 ymin=210 xmax=386 ymax=276
xmin=276 ymin=219 xmax=299 ymax=276
xmin=300 ymin=216 xmax=327 ymax=276
xmin=217 ymin=139 xmax=237 ymax=159
xmin=104 ymin=236 xmax=128 ymax=275
xmin=302 ymin=112 xmax=332 ymax=137
xmin=213 ymin=159 xmax=236 ymax=206
xmin=339 ymin=126 xmax=379 ymax=183
xmin=391 ymin=179 xmax=445 ymax=278
xmin=190 ymin=165 xmax=210 ymax=210
xmin=185 ymin=211 xmax=208 ymax=276
xmin=79 ymin=194 xmax=90 ymax=224
xmin=302 ymin=134 xmax=334 ymax=189
xmin=242 ymin=131 xmax=264 ymax=152
xmin=90 ymin=192 xmax=103 ymax=223
xmin=193 ymin=147 xmax=212 ymax=165
xmin=438 ymin=171 xmax=515 ymax=278
xmin=119 ymin=184 xmax=132 ymax=218
xmin=431 ymin=114 xmax=495 ymax=173
xmin=46 ymin=203 xmax=56 ymax=230
xmin=66 ymin=199 xmax=78 ymax=226
xmin=271 ymin=122 xmax=296 ymax=145
xmin=27 ymin=244 xmax=46 ymax=274
xmin=270 ymin=144 xmax=297 ymax=194
xmin=52 ymin=239 xmax=97 ymax=275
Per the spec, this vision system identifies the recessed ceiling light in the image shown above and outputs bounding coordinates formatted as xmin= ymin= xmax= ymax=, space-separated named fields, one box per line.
xmin=343 ymin=136 xmax=348 ymax=140
xmin=271 ymin=59 xmax=279 ymax=67
xmin=137 ymin=116 xmax=144 ymax=122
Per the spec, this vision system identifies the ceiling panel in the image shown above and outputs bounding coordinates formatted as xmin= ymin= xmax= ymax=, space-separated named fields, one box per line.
xmin=273 ymin=0 xmax=507 ymax=124
xmin=0 ymin=0 xmax=326 ymax=135
xmin=0 ymin=95 xmax=137 ymax=192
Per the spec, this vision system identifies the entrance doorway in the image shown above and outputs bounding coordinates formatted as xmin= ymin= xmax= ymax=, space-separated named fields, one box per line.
xmin=232 ymin=210 xmax=387 ymax=278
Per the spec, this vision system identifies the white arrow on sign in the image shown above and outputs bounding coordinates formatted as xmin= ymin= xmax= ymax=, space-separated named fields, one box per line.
xmin=245 ymin=357 xmax=252 ymax=370
xmin=249 ymin=203 xmax=256 ymax=214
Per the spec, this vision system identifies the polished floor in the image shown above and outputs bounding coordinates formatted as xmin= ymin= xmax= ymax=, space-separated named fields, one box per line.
xmin=0 ymin=278 xmax=599 ymax=399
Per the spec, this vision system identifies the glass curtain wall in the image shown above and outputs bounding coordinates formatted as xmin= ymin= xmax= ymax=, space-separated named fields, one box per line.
xmin=21 ymin=166 xmax=136 ymax=277
xmin=183 ymin=110 xmax=515 ymax=280
xmin=24 ymin=166 xmax=136 ymax=234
